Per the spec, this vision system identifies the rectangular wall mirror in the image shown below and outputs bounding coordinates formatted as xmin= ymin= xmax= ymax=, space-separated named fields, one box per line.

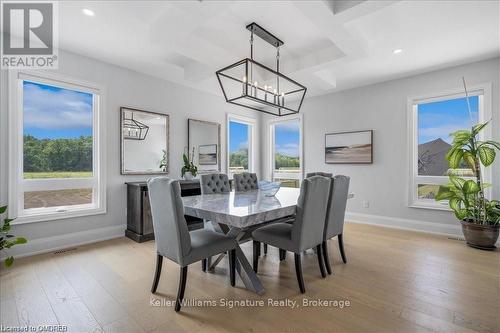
xmin=121 ymin=107 xmax=169 ymax=175
xmin=188 ymin=119 xmax=221 ymax=173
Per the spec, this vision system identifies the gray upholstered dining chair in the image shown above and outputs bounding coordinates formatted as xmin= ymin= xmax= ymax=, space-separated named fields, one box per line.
xmin=322 ymin=175 xmax=350 ymax=274
xmin=200 ymin=173 xmax=231 ymax=194
xmin=251 ymin=176 xmax=331 ymax=293
xmin=306 ymin=172 xmax=333 ymax=178
xmin=232 ymin=172 xmax=268 ymax=255
xmin=234 ymin=172 xmax=259 ymax=191
xmin=199 ymin=173 xmax=231 ymax=271
xmin=147 ymin=177 xmax=238 ymax=312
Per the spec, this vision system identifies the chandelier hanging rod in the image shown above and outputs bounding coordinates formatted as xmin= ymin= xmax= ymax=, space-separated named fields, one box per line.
xmin=246 ymin=22 xmax=284 ymax=48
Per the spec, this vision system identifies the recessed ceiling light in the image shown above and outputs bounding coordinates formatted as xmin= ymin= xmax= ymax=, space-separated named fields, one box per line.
xmin=82 ymin=8 xmax=95 ymax=17
xmin=393 ymin=48 xmax=403 ymax=54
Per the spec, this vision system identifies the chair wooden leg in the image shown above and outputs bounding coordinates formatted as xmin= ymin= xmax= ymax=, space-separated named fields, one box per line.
xmin=338 ymin=234 xmax=347 ymax=263
xmin=151 ymin=254 xmax=163 ymax=293
xmin=175 ymin=266 xmax=188 ymax=312
xmin=201 ymin=259 xmax=207 ymax=272
xmin=229 ymin=249 xmax=236 ymax=287
xmin=279 ymin=248 xmax=286 ymax=261
xmin=263 ymin=243 xmax=268 ymax=255
xmin=294 ymin=253 xmax=305 ymax=294
xmin=316 ymin=244 xmax=326 ymax=278
xmin=322 ymin=241 xmax=332 ymax=275
xmin=253 ymin=241 xmax=259 ymax=273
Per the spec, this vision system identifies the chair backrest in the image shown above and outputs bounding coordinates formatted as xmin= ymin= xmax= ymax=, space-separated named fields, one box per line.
xmin=324 ymin=175 xmax=350 ymax=239
xmin=234 ymin=172 xmax=259 ymax=191
xmin=147 ymin=177 xmax=191 ymax=264
xmin=306 ymin=172 xmax=333 ymax=178
xmin=200 ymin=173 xmax=231 ymax=194
xmin=292 ymin=176 xmax=331 ymax=251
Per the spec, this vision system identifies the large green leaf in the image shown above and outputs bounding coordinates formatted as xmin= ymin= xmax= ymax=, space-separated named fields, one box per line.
xmin=15 ymin=237 xmax=27 ymax=244
xmin=462 ymin=151 xmax=476 ymax=171
xmin=463 ymin=180 xmax=480 ymax=194
xmin=480 ymin=140 xmax=500 ymax=151
xmin=449 ymin=197 xmax=462 ymax=212
xmin=454 ymin=209 xmax=468 ymax=220
xmin=447 ymin=149 xmax=464 ymax=168
xmin=450 ymin=129 xmax=471 ymax=139
xmin=5 ymin=256 xmax=14 ymax=267
xmin=2 ymin=223 xmax=11 ymax=232
xmin=450 ymin=130 xmax=471 ymax=144
xmin=0 ymin=206 xmax=6 ymax=214
xmin=182 ymin=154 xmax=189 ymax=166
xmin=435 ymin=185 xmax=455 ymax=201
xmin=472 ymin=122 xmax=489 ymax=136
xmin=478 ymin=146 xmax=495 ymax=166
xmin=445 ymin=146 xmax=458 ymax=161
xmin=449 ymin=176 xmax=466 ymax=190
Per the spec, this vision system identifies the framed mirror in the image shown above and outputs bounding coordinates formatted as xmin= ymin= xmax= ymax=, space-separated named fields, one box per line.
xmin=121 ymin=107 xmax=169 ymax=175
xmin=188 ymin=119 xmax=221 ymax=173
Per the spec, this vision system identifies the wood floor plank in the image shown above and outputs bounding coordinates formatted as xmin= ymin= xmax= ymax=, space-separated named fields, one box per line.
xmin=33 ymin=256 xmax=103 ymax=332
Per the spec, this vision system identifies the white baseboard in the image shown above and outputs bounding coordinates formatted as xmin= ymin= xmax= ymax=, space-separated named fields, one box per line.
xmin=345 ymin=212 xmax=463 ymax=237
xmin=1 ymin=224 xmax=126 ymax=260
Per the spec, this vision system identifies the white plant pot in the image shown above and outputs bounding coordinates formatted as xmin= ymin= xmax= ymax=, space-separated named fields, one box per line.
xmin=184 ymin=171 xmax=194 ymax=180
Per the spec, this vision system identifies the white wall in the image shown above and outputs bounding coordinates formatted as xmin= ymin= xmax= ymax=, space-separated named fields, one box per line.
xmin=262 ymin=57 xmax=500 ymax=235
xmin=0 ymin=50 xmax=261 ymax=257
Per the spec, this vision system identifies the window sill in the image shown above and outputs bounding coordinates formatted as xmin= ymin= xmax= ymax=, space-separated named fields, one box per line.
xmin=11 ymin=206 xmax=106 ymax=225
xmin=409 ymin=201 xmax=452 ymax=212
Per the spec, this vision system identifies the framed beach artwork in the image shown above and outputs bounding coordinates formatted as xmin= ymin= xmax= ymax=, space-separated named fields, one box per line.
xmin=325 ymin=130 xmax=373 ymax=164
xmin=198 ymin=144 xmax=218 ymax=165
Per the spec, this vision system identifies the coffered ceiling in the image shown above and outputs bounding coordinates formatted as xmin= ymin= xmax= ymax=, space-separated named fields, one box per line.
xmin=58 ymin=0 xmax=500 ymax=97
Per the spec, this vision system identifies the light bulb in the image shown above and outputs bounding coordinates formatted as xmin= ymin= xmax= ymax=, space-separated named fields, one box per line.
xmin=242 ymin=76 xmax=247 ymax=83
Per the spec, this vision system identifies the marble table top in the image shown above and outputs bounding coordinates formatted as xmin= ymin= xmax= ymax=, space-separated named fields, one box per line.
xmin=182 ymin=188 xmax=300 ymax=228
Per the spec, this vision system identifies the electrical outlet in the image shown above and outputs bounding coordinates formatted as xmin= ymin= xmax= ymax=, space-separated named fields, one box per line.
xmin=362 ymin=200 xmax=369 ymax=208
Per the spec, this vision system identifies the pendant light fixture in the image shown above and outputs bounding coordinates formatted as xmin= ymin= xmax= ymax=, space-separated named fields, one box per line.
xmin=216 ymin=22 xmax=307 ymax=116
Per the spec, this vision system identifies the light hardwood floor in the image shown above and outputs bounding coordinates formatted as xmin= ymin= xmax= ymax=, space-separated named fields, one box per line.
xmin=1 ymin=223 xmax=499 ymax=333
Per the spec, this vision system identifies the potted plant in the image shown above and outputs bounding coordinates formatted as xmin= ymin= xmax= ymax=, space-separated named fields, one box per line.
xmin=0 ymin=205 xmax=27 ymax=267
xmin=181 ymin=147 xmax=197 ymax=180
xmin=159 ymin=149 xmax=168 ymax=172
xmin=435 ymin=120 xmax=500 ymax=250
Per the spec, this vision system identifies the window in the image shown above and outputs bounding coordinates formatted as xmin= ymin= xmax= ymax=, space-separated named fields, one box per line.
xmin=408 ymin=85 xmax=491 ymax=209
xmin=9 ymin=72 xmax=106 ymax=222
xmin=269 ymin=116 xmax=302 ymax=188
xmin=227 ymin=114 xmax=255 ymax=177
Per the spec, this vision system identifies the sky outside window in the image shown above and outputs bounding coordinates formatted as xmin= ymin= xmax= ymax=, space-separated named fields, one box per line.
xmin=23 ymin=81 xmax=93 ymax=139
xmin=229 ymin=121 xmax=248 ymax=153
xmin=275 ymin=120 xmax=300 ymax=158
xmin=418 ymin=96 xmax=478 ymax=145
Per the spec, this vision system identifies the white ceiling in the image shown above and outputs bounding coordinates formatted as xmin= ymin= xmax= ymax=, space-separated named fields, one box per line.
xmin=58 ymin=0 xmax=500 ymax=98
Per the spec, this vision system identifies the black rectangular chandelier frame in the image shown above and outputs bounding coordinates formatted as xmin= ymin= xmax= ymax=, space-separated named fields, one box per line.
xmin=216 ymin=22 xmax=307 ymax=116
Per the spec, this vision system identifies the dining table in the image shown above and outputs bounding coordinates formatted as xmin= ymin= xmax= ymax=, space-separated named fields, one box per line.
xmin=182 ymin=187 xmax=299 ymax=294
xmin=182 ymin=187 xmax=354 ymax=295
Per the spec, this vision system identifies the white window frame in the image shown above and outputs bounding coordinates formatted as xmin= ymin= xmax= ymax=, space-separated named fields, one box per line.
xmin=407 ymin=83 xmax=492 ymax=210
xmin=8 ymin=70 xmax=107 ymax=224
xmin=226 ymin=113 xmax=256 ymax=178
xmin=268 ymin=113 xmax=304 ymax=186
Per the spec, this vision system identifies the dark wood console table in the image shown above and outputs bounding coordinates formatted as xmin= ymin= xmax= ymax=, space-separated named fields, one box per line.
xmin=125 ymin=180 xmax=204 ymax=242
